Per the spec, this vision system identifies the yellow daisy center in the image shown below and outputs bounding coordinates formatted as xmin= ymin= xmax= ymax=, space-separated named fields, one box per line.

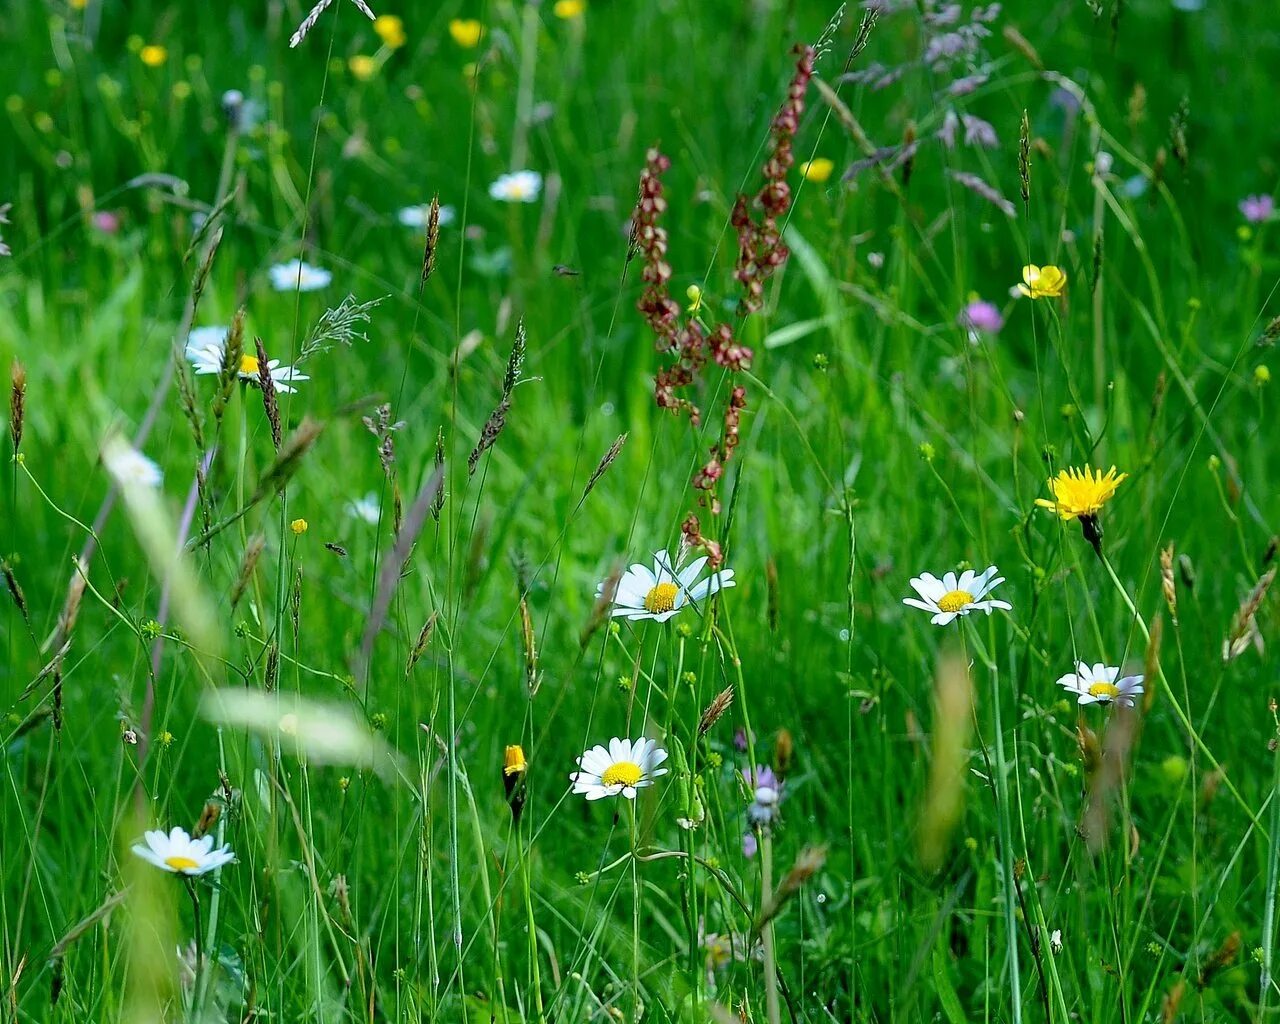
xmin=937 ymin=589 xmax=974 ymax=613
xmin=644 ymin=581 xmax=679 ymax=614
xmin=1088 ymin=682 xmax=1120 ymax=699
xmin=239 ymin=354 xmax=260 ymax=375
xmin=165 ymin=855 xmax=200 ymax=871
xmin=602 ymin=761 xmax=643 ymax=788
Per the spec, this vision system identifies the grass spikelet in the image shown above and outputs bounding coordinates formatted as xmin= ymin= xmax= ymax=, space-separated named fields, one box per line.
xmin=255 ymin=337 xmax=282 ymax=451
xmin=430 ymin=427 xmax=446 ymax=521
xmin=289 ymin=0 xmax=335 ymax=48
xmin=3 ymin=559 xmax=28 ymax=624
xmin=421 ymin=195 xmax=440 ymax=284
xmin=754 ymin=844 xmax=827 ymax=933
xmin=1160 ymin=543 xmax=1178 ymax=622
xmin=229 ymin=534 xmax=265 ymax=611
xmin=172 ymin=345 xmax=205 ymax=452
xmin=1223 ymin=566 xmax=1275 ymax=661
xmin=9 ymin=359 xmax=25 ymax=456
xmin=405 ymin=611 xmax=437 ymax=675
xmin=1018 ymin=109 xmax=1031 ymax=203
xmin=248 ymin=417 xmax=325 ymax=506
xmin=300 ymin=294 xmax=382 ymax=362
xmin=580 ymin=432 xmax=627 ymax=503
xmin=917 ymin=652 xmax=973 ymax=871
xmin=212 ymin=308 xmax=246 ymax=428
xmin=290 ymin=566 xmax=303 ymax=637
xmin=697 ymin=685 xmax=735 ymax=737
xmin=469 ymin=319 xmax=527 ymax=476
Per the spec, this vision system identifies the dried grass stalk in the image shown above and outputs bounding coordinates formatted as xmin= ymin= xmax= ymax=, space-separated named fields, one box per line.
xmin=697 ymin=685 xmax=735 ymax=737
xmin=405 ymin=611 xmax=438 ymax=676
xmin=1223 ymin=566 xmax=1275 ymax=661
xmin=9 ymin=359 xmax=25 ymax=455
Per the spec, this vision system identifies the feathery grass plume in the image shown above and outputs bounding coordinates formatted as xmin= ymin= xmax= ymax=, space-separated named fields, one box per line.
xmin=405 ymin=611 xmax=437 ymax=675
xmin=289 ymin=0 xmax=377 ymax=48
xmin=917 ymin=652 xmax=973 ymax=871
xmin=9 ymin=359 xmax=25 ymax=455
xmin=1018 ymin=110 xmax=1031 ymax=203
xmin=1082 ymin=704 xmax=1140 ymax=853
xmin=580 ymin=432 xmax=627 ymax=503
xmin=212 ymin=308 xmax=246 ymax=428
xmin=697 ymin=686 xmax=735 ymax=737
xmin=1143 ymin=616 xmax=1162 ymax=714
xmin=468 ymin=319 xmax=526 ymax=476
xmin=3 ymin=560 xmax=28 ymax=624
xmin=357 ymin=463 xmax=444 ymax=679
xmin=845 ymin=7 xmax=877 ymax=68
xmin=519 ymin=596 xmax=540 ymax=697
xmin=201 ymin=689 xmax=402 ymax=776
xmin=947 ymin=169 xmax=1016 ymax=217
xmin=1260 ymin=315 xmax=1280 ymax=347
xmin=420 ymin=195 xmax=441 ymax=284
xmin=299 ymin=294 xmax=382 ymax=362
xmin=754 ymin=845 xmax=827 ymax=934
xmin=1160 ymin=543 xmax=1177 ymax=623
xmin=430 ymin=427 xmax=446 ymax=521
xmin=1223 ymin=566 xmax=1275 ymax=661
xmin=580 ymin=563 xmax=621 ymax=648
xmin=229 ymin=534 xmax=265 ymax=612
xmin=255 ymin=337 xmax=282 ymax=450
xmin=1197 ymin=932 xmax=1242 ymax=988
xmin=811 ymin=3 xmax=846 ymax=63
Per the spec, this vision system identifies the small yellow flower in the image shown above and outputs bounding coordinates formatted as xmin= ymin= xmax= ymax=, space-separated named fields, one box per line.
xmin=449 ymin=18 xmax=483 ymax=48
xmin=1035 ymin=465 xmax=1127 ymax=521
xmin=504 ymin=744 xmax=527 ymax=777
xmin=373 ymin=14 xmax=407 ymax=48
xmin=139 ymin=44 xmax=168 ymax=67
xmin=800 ymin=157 xmax=835 ymax=183
xmin=348 ymin=55 xmax=378 ymax=81
xmin=553 ymin=0 xmax=586 ymax=17
xmin=70 ymin=0 xmax=88 ymax=9
xmin=1017 ymin=264 xmax=1067 ymax=299
xmin=1256 ymin=365 xmax=1271 ymax=386
xmin=290 ymin=518 xmax=309 ymax=535
xmin=686 ymin=284 xmax=703 ymax=313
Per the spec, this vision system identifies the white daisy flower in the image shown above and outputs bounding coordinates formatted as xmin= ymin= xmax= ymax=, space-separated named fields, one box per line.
xmin=597 ymin=549 xmax=736 ymax=622
xmin=488 ymin=170 xmax=542 ymax=203
xmin=131 ymin=826 xmax=235 ymax=876
xmin=397 ymin=203 xmax=457 ymax=228
xmin=1055 ymin=662 xmax=1144 ymax=708
xmin=345 ymin=493 xmax=380 ymax=524
xmin=268 ymin=259 xmax=332 ymax=292
xmin=185 ymin=326 xmax=309 ymax=394
xmin=902 ymin=565 xmax=1012 ymax=626
xmin=102 ymin=438 xmax=163 ymax=490
xmin=570 ymin=736 xmax=669 ymax=800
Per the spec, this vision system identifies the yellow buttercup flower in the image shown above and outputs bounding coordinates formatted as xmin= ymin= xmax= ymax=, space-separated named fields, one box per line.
xmin=348 ymin=55 xmax=378 ymax=81
xmin=139 ymin=45 xmax=168 ymax=67
xmin=554 ymin=0 xmax=586 ymax=17
xmin=1018 ymin=263 xmax=1067 ymax=299
xmin=800 ymin=157 xmax=835 ymax=183
xmin=448 ymin=18 xmax=483 ymax=48
xmin=290 ymin=518 xmax=309 ymax=535
xmin=373 ymin=14 xmax=407 ymax=48
xmin=1035 ymin=465 xmax=1127 ymax=521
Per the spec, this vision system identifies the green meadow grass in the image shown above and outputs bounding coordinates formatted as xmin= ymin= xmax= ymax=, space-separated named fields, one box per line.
xmin=2 ymin=0 xmax=1279 ymax=1021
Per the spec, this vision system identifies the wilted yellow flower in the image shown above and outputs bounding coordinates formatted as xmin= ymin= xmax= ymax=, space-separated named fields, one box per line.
xmin=348 ymin=55 xmax=378 ymax=81
xmin=800 ymin=158 xmax=834 ymax=183
xmin=1035 ymin=465 xmax=1127 ymax=521
xmin=554 ymin=0 xmax=586 ymax=17
xmin=448 ymin=18 xmax=483 ymax=47
xmin=373 ymin=14 xmax=407 ymax=48
xmin=290 ymin=518 xmax=308 ymax=535
xmin=139 ymin=45 xmax=168 ymax=67
xmin=1017 ymin=264 xmax=1067 ymax=299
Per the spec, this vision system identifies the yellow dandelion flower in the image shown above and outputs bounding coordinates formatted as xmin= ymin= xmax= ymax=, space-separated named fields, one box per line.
xmin=1017 ymin=263 xmax=1067 ymax=299
xmin=504 ymin=745 xmax=527 ymax=777
xmin=554 ymin=0 xmax=586 ymax=17
xmin=348 ymin=55 xmax=378 ymax=81
xmin=449 ymin=18 xmax=483 ymax=48
xmin=1035 ymin=465 xmax=1127 ymax=521
xmin=373 ymin=14 xmax=407 ymax=48
xmin=290 ymin=518 xmax=309 ymax=535
xmin=800 ymin=157 xmax=834 ymax=183
xmin=139 ymin=45 xmax=169 ymax=67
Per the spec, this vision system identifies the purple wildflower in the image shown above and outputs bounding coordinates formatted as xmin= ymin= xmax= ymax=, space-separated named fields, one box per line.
xmin=962 ymin=114 xmax=998 ymax=149
xmin=959 ymin=299 xmax=1004 ymax=334
xmin=1240 ymin=194 xmax=1275 ymax=224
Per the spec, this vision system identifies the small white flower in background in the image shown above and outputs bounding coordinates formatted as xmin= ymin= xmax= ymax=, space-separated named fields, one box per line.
xmin=132 ymin=826 xmax=234 ymax=876
xmin=102 ymin=437 xmax=163 ymax=490
xmin=867 ymin=251 xmax=885 ymax=269
xmin=185 ymin=326 xmax=309 ymax=393
xmin=903 ymin=566 xmax=1011 ymax=626
xmin=488 ymin=170 xmax=542 ymax=203
xmin=398 ymin=204 xmax=456 ymax=228
xmin=1050 ymin=929 xmax=1063 ymax=955
xmin=598 ymin=549 xmax=736 ymax=622
xmin=268 ymin=259 xmax=332 ymax=292
xmin=345 ymin=493 xmax=381 ymax=524
xmin=1055 ymin=662 xmax=1144 ymax=708
xmin=570 ymin=737 xmax=668 ymax=800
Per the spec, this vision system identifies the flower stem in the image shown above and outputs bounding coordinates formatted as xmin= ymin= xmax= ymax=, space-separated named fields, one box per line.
xmin=184 ymin=877 xmax=204 ymax=1021
xmin=761 ymin=831 xmax=781 ymax=1024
